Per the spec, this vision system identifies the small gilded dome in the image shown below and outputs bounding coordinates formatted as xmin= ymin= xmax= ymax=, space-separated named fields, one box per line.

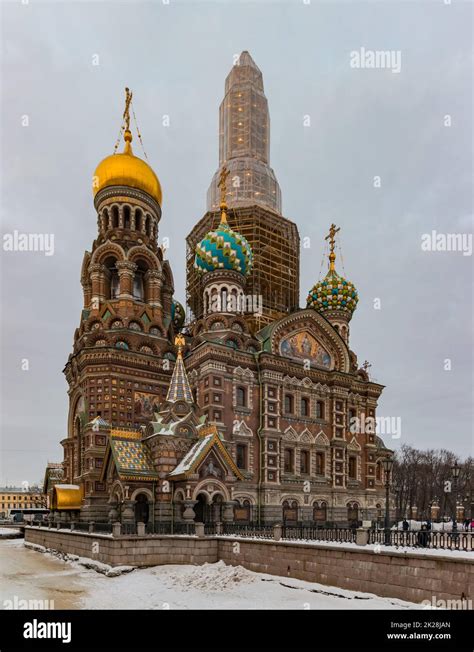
xmin=93 ymin=130 xmax=162 ymax=206
xmin=194 ymin=218 xmax=253 ymax=276
xmin=307 ymin=269 xmax=358 ymax=314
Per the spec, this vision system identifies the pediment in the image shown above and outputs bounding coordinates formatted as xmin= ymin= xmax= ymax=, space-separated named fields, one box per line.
xmin=283 ymin=426 xmax=298 ymax=441
xmin=259 ymin=309 xmax=350 ymax=373
xmin=314 ymin=430 xmax=330 ymax=446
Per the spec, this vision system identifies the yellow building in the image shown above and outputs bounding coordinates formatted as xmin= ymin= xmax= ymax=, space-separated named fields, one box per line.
xmin=0 ymin=487 xmax=46 ymax=518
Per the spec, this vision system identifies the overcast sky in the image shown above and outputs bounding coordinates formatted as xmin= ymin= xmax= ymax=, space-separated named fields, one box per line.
xmin=1 ymin=0 xmax=472 ymax=486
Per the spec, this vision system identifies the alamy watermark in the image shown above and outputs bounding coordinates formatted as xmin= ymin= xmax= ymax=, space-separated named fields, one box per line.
xmin=3 ymin=230 xmax=55 ymax=256
xmin=350 ymin=413 xmax=402 ymax=440
xmin=350 ymin=47 xmax=402 ymax=74
xmin=421 ymin=231 xmax=472 ymax=256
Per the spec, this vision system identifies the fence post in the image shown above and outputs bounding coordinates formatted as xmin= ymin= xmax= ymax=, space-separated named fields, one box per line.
xmin=70 ymin=522 xmax=75 ymax=531
xmin=137 ymin=521 xmax=145 ymax=536
xmin=89 ymin=521 xmax=95 ymax=534
xmin=273 ymin=523 xmax=282 ymax=541
xmin=112 ymin=522 xmax=121 ymax=537
xmin=195 ymin=522 xmax=205 ymax=538
xmin=215 ymin=522 xmax=223 ymax=535
xmin=355 ymin=527 xmax=368 ymax=546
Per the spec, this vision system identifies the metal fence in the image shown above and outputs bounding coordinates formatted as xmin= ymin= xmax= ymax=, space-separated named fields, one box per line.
xmin=282 ymin=525 xmax=357 ymax=543
xmin=221 ymin=523 xmax=274 ymax=539
xmin=369 ymin=529 xmax=474 ymax=551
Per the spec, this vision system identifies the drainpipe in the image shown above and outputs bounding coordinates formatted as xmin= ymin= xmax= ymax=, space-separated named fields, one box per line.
xmin=253 ymin=351 xmax=264 ymax=526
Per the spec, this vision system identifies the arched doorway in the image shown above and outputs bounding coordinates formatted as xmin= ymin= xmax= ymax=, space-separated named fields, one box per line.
xmin=134 ymin=493 xmax=149 ymax=524
xmin=194 ymin=493 xmax=208 ymax=523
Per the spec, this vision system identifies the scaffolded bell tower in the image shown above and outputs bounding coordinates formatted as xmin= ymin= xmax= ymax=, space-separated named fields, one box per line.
xmin=186 ymin=51 xmax=300 ymax=329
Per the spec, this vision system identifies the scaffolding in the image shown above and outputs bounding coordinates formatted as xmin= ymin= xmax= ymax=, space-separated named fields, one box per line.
xmin=186 ymin=205 xmax=300 ymax=333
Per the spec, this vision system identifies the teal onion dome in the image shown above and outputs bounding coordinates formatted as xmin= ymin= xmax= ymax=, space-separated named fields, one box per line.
xmin=307 ymin=269 xmax=359 ymax=315
xmin=194 ymin=217 xmax=253 ymax=276
xmin=171 ymin=299 xmax=185 ymax=330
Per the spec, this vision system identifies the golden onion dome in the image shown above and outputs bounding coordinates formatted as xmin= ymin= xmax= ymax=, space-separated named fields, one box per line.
xmin=93 ymin=128 xmax=162 ymax=206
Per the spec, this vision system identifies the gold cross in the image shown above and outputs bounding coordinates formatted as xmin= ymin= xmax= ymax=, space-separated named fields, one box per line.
xmin=325 ymin=223 xmax=340 ymax=254
xmin=218 ymin=166 xmax=230 ymax=207
xmin=123 ymin=87 xmax=133 ymax=132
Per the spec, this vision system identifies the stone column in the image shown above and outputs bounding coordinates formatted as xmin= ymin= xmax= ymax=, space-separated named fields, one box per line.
xmin=137 ymin=522 xmax=145 ymax=536
xmin=89 ymin=263 xmax=106 ymax=309
xmin=355 ymin=528 xmax=368 ymax=546
xmin=222 ymin=501 xmax=237 ymax=523
xmin=116 ymin=261 xmax=137 ymax=300
xmin=273 ymin=523 xmax=282 ymax=541
xmin=195 ymin=522 xmax=205 ymax=538
xmin=145 ymin=270 xmax=162 ymax=308
xmin=107 ymin=501 xmax=119 ymax=523
xmin=121 ymin=500 xmax=136 ymax=525
xmin=182 ymin=500 xmax=197 ymax=523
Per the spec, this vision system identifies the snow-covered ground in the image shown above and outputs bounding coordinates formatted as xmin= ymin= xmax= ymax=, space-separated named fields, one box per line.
xmin=0 ymin=527 xmax=22 ymax=538
xmin=0 ymin=539 xmax=423 ymax=610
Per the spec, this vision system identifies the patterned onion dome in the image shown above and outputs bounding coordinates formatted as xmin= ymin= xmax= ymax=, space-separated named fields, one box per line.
xmin=194 ymin=220 xmax=253 ymax=276
xmin=171 ymin=299 xmax=185 ymax=330
xmin=307 ymin=269 xmax=359 ymax=314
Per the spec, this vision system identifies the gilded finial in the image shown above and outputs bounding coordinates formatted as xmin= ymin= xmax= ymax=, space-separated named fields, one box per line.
xmin=122 ymin=87 xmax=133 ymax=154
xmin=325 ymin=223 xmax=340 ymax=272
xmin=217 ymin=166 xmax=230 ymax=224
xmin=174 ymin=333 xmax=185 ymax=355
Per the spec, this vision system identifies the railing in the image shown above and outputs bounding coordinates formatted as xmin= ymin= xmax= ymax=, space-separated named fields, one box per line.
xmin=173 ymin=522 xmax=195 ymax=536
xmin=221 ymin=523 xmax=274 ymax=539
xmin=369 ymin=529 xmax=474 ymax=551
xmin=282 ymin=525 xmax=357 ymax=543
xmin=72 ymin=522 xmax=90 ymax=532
xmin=204 ymin=523 xmax=217 ymax=536
xmin=93 ymin=522 xmax=112 ymax=534
xmin=145 ymin=522 xmax=172 ymax=535
xmin=121 ymin=523 xmax=137 ymax=535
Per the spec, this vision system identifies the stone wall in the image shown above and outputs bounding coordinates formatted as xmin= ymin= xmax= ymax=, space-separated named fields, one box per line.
xmin=25 ymin=528 xmax=218 ymax=568
xmin=25 ymin=527 xmax=473 ymax=605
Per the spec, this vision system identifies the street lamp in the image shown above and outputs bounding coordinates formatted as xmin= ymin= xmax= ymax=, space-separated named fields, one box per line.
xmin=383 ymin=457 xmax=394 ymax=545
xmin=451 ymin=461 xmax=460 ymax=533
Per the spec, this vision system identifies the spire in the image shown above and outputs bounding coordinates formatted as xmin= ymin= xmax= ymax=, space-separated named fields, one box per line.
xmin=115 ymin=87 xmax=134 ymax=155
xmin=325 ymin=223 xmax=340 ymax=273
xmin=166 ymin=335 xmax=194 ymax=404
xmin=207 ymin=51 xmax=282 ymax=214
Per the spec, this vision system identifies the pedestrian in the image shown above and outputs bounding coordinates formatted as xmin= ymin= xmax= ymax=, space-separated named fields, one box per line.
xmin=402 ymin=518 xmax=409 ymax=531
xmin=417 ymin=524 xmax=428 ymax=547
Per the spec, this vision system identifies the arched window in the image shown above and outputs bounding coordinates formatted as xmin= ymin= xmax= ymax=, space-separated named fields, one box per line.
xmin=313 ymin=501 xmax=327 ymax=523
xmin=123 ymin=205 xmax=131 ymax=230
xmin=284 ymin=394 xmax=294 ymax=414
xmin=282 ymin=500 xmax=298 ymax=524
xmin=135 ymin=208 xmax=142 ymax=232
xmin=283 ymin=448 xmax=294 ymax=473
xmin=348 ymin=456 xmax=357 ymax=479
xmin=104 ymin=257 xmax=119 ymax=300
xmin=111 ymin=205 xmax=119 ymax=229
xmin=347 ymin=502 xmax=359 ymax=526
xmin=316 ymin=401 xmax=324 ymax=419
xmin=236 ymin=386 xmax=247 ymax=407
xmin=301 ymin=397 xmax=310 ymax=417
xmin=376 ymin=462 xmax=382 ymax=481
xmin=316 ymin=452 xmax=325 ymax=475
xmin=133 ymin=261 xmax=148 ymax=301
xmin=236 ymin=443 xmax=247 ymax=470
xmin=300 ymin=450 xmax=309 ymax=474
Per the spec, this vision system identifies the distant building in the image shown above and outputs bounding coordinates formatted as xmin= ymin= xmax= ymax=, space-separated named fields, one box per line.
xmin=51 ymin=53 xmax=393 ymax=526
xmin=0 ymin=486 xmax=46 ymax=518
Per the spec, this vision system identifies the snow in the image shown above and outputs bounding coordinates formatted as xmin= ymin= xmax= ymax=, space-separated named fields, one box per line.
xmin=2 ymin=539 xmax=423 ymax=609
xmin=393 ymin=519 xmax=471 ymax=532
xmin=24 ymin=542 xmax=134 ymax=577
xmin=169 ymin=434 xmax=213 ymax=476
xmin=0 ymin=527 xmax=22 ymax=538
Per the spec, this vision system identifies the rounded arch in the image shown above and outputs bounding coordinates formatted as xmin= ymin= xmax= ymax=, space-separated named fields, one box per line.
xmin=110 ymin=481 xmax=125 ymax=503
xmin=90 ymin=242 xmax=126 ymax=266
xmin=112 ymin=335 xmax=133 ymax=351
xmin=174 ymin=489 xmax=186 ymax=502
xmin=130 ymin=487 xmax=153 ymax=502
xmin=127 ymin=245 xmax=161 ymax=272
xmin=192 ymin=479 xmax=230 ymax=503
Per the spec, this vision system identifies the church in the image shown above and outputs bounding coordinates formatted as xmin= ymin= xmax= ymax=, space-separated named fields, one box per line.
xmin=50 ymin=52 xmax=393 ymax=528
